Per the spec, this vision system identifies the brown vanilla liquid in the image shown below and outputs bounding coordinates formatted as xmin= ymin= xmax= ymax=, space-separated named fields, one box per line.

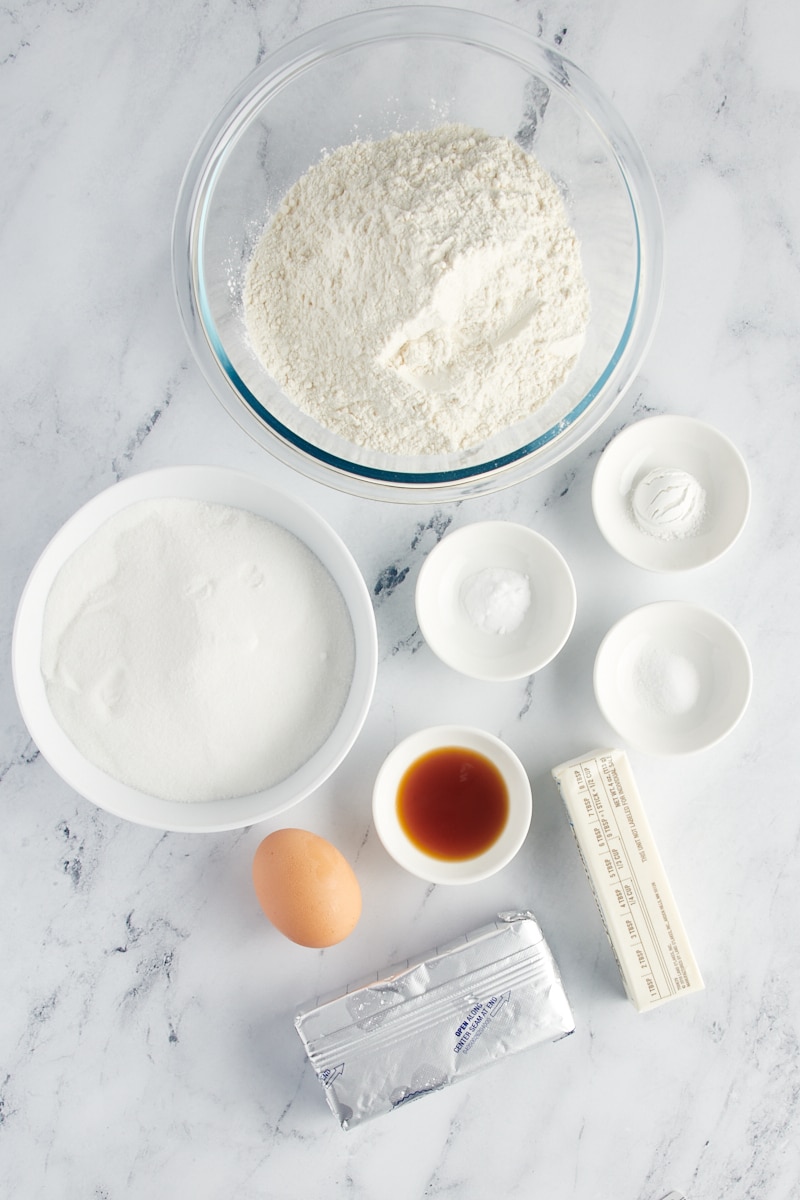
xmin=396 ymin=746 xmax=509 ymax=861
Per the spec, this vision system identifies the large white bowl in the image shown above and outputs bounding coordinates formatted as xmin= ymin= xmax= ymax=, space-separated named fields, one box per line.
xmin=12 ymin=467 xmax=378 ymax=832
xmin=173 ymin=6 xmax=664 ymax=502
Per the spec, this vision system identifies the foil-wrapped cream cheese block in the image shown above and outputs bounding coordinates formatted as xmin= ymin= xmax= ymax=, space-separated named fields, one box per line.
xmin=552 ymin=748 xmax=704 ymax=1012
xmin=295 ymin=911 xmax=574 ymax=1130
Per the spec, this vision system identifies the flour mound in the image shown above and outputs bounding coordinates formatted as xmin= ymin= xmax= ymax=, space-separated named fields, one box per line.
xmin=244 ymin=123 xmax=589 ymax=457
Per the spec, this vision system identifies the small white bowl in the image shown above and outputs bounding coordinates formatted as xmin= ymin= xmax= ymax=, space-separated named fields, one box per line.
xmin=372 ymin=726 xmax=532 ymax=885
xmin=415 ymin=522 xmax=576 ymax=681
xmin=593 ymin=601 xmax=752 ymax=755
xmin=12 ymin=466 xmax=378 ymax=832
xmin=591 ymin=415 xmax=750 ymax=571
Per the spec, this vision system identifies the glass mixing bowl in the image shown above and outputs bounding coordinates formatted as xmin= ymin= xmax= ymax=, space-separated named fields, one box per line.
xmin=173 ymin=6 xmax=664 ymax=503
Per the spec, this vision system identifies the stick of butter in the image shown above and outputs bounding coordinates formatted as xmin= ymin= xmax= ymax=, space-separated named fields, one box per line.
xmin=552 ymin=748 xmax=703 ymax=1012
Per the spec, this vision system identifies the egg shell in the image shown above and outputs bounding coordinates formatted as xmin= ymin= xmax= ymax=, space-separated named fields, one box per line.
xmin=252 ymin=828 xmax=362 ymax=948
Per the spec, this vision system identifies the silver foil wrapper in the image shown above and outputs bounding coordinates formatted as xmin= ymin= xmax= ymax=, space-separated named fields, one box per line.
xmin=294 ymin=910 xmax=574 ymax=1130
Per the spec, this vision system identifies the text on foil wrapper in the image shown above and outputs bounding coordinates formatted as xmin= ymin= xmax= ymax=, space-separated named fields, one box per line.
xmin=453 ymin=992 xmax=510 ymax=1054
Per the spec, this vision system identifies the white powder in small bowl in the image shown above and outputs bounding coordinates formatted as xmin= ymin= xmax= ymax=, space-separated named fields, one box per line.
xmin=460 ymin=567 xmax=531 ymax=635
xmin=40 ymin=498 xmax=355 ymax=804
xmin=632 ymin=645 xmax=700 ymax=717
xmin=631 ymin=467 xmax=706 ymax=540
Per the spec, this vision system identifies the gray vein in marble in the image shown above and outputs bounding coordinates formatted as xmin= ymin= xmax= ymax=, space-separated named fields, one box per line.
xmin=0 ymin=5 xmax=34 ymax=68
xmin=638 ymin=1084 xmax=698 ymax=1200
xmin=273 ymin=1065 xmax=308 ymax=1136
xmin=111 ymin=390 xmax=174 ymax=480
xmin=630 ymin=392 xmax=664 ymax=419
xmin=20 ymin=988 xmax=60 ymax=1063
xmin=513 ymin=17 xmax=582 ymax=154
xmin=422 ymin=1112 xmax=465 ymax=1195
xmin=371 ymin=509 xmax=455 ymax=603
xmin=372 ymin=511 xmax=455 ymax=656
xmin=518 ymin=675 xmax=536 ymax=719
xmin=373 ymin=563 xmax=408 ymax=599
xmin=0 ymin=739 xmax=40 ymax=787
xmin=515 ymin=75 xmax=551 ymax=151
xmin=1 ymin=1084 xmax=17 ymax=1141
xmin=119 ymin=936 xmax=185 ymax=1022
xmin=389 ymin=626 xmax=424 ymax=659
xmin=543 ymin=463 xmax=580 ymax=507
xmin=51 ymin=808 xmax=109 ymax=895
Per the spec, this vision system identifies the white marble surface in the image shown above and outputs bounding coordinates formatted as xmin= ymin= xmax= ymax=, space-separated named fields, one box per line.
xmin=2 ymin=1 xmax=799 ymax=1196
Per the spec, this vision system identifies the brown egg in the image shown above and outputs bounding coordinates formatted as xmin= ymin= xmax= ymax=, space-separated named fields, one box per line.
xmin=252 ymin=828 xmax=362 ymax=948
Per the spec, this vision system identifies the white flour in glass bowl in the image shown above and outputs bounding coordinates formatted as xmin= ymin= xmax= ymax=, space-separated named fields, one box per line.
xmin=244 ymin=123 xmax=590 ymax=456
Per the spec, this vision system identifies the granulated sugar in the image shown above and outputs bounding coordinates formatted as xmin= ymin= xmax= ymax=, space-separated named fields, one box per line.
xmin=40 ymin=498 xmax=355 ymax=803
xmin=244 ymin=123 xmax=589 ymax=456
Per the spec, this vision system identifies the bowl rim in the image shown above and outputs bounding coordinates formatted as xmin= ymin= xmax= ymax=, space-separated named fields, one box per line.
xmin=12 ymin=465 xmax=378 ymax=832
xmin=371 ymin=724 xmax=533 ymax=884
xmin=172 ymin=4 xmax=665 ymax=503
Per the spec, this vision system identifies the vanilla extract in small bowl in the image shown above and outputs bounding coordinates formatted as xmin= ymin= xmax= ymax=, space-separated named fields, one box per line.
xmin=372 ymin=726 xmax=532 ymax=885
xmin=396 ymin=746 xmax=509 ymax=862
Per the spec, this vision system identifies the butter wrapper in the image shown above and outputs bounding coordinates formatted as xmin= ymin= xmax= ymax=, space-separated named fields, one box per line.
xmin=552 ymin=748 xmax=704 ymax=1012
xmin=294 ymin=911 xmax=574 ymax=1130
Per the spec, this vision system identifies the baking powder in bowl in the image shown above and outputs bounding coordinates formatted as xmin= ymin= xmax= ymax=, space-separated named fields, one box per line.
xmin=244 ymin=123 xmax=589 ymax=456
xmin=40 ymin=498 xmax=355 ymax=803
xmin=460 ymin=567 xmax=531 ymax=635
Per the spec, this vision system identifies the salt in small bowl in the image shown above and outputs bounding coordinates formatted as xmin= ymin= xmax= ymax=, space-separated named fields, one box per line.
xmin=593 ymin=601 xmax=752 ymax=755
